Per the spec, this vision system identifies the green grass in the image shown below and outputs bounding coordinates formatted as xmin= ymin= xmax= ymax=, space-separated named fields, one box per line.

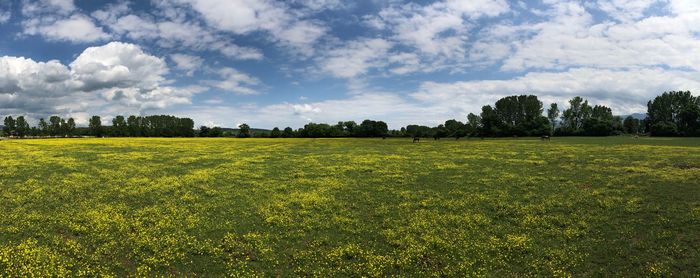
xmin=1 ymin=137 xmax=699 ymax=276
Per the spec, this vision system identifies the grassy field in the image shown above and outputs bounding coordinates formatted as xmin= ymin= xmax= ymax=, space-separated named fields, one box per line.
xmin=1 ymin=137 xmax=699 ymax=276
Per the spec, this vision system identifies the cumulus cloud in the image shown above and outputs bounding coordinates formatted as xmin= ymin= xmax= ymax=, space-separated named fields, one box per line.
xmin=203 ymin=67 xmax=260 ymax=95
xmin=320 ymin=38 xmax=393 ymax=78
xmin=0 ymin=3 xmax=10 ymax=24
xmin=91 ymin=3 xmax=263 ymax=60
xmin=175 ymin=0 xmax=327 ymax=56
xmin=70 ymin=42 xmax=167 ymax=91
xmin=170 ymin=54 xmax=203 ymax=76
xmin=0 ymin=42 xmax=205 ymax=122
xmin=411 ymin=67 xmax=700 ymax=116
xmin=21 ymin=0 xmax=109 ymax=43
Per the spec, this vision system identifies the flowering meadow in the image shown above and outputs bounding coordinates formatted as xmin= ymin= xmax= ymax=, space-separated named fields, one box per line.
xmin=1 ymin=137 xmax=699 ymax=276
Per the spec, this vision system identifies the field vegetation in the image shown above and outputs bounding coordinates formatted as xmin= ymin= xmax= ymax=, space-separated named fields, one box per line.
xmin=1 ymin=137 xmax=699 ymax=276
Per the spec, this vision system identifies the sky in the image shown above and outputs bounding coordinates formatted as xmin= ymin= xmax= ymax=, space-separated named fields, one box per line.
xmin=1 ymin=0 xmax=699 ymax=129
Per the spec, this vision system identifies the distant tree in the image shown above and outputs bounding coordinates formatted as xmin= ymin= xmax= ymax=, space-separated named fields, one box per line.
xmin=433 ymin=124 xmax=448 ymax=139
xmin=89 ymin=116 xmax=104 ymax=137
xmin=15 ymin=116 xmax=30 ymax=138
xmin=112 ymin=116 xmax=127 ymax=137
xmin=479 ymin=105 xmax=499 ymax=137
xmin=66 ymin=118 xmax=76 ymax=137
xmin=238 ymin=123 xmax=251 ymax=138
xmin=49 ymin=116 xmax=62 ymax=137
xmin=647 ymin=91 xmax=700 ymax=136
xmin=282 ymin=127 xmax=294 ymax=138
xmin=199 ymin=126 xmax=211 ymax=137
xmin=357 ymin=119 xmax=388 ymax=137
xmin=405 ymin=125 xmax=432 ymax=138
xmin=60 ymin=119 xmax=69 ymax=137
xmin=3 ymin=116 xmax=15 ymax=136
xmin=444 ymin=119 xmax=466 ymax=138
xmin=547 ymin=103 xmax=559 ymax=135
xmin=127 ymin=115 xmax=141 ymax=137
xmin=270 ymin=127 xmax=281 ymax=138
xmin=561 ymin=96 xmax=591 ymax=134
xmin=38 ymin=118 xmax=48 ymax=136
xmin=210 ymin=127 xmax=223 ymax=137
xmin=466 ymin=113 xmax=481 ymax=137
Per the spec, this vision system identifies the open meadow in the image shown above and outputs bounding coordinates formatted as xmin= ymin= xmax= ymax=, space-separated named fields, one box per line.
xmin=1 ymin=137 xmax=699 ymax=276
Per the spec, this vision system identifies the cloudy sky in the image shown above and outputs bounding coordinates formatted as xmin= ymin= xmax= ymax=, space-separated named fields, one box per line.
xmin=1 ymin=0 xmax=699 ymax=128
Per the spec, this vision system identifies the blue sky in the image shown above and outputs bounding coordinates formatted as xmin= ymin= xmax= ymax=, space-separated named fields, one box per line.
xmin=1 ymin=0 xmax=699 ymax=128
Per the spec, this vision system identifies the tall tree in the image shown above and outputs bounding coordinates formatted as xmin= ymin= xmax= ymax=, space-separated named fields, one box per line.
xmin=282 ymin=127 xmax=294 ymax=138
xmin=38 ymin=118 xmax=48 ymax=136
xmin=3 ymin=116 xmax=16 ymax=136
xmin=547 ymin=103 xmax=559 ymax=135
xmin=270 ymin=127 xmax=281 ymax=138
xmin=89 ymin=116 xmax=103 ymax=137
xmin=66 ymin=118 xmax=76 ymax=137
xmin=647 ymin=91 xmax=700 ymax=136
xmin=237 ymin=123 xmax=251 ymax=138
xmin=561 ymin=96 xmax=591 ymax=133
xmin=15 ymin=116 xmax=30 ymax=138
xmin=49 ymin=116 xmax=62 ymax=137
xmin=444 ymin=119 xmax=466 ymax=138
xmin=466 ymin=113 xmax=481 ymax=137
xmin=112 ymin=116 xmax=127 ymax=137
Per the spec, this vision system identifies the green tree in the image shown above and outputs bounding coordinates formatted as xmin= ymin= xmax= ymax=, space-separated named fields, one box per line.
xmin=49 ymin=116 xmax=62 ymax=137
xmin=15 ymin=116 xmax=30 ymax=138
xmin=466 ymin=113 xmax=481 ymax=137
xmin=38 ymin=118 xmax=48 ymax=136
xmin=282 ymin=127 xmax=294 ymax=138
xmin=112 ymin=116 xmax=127 ymax=137
xmin=89 ymin=116 xmax=103 ymax=137
xmin=444 ymin=119 xmax=466 ymax=138
xmin=237 ymin=123 xmax=251 ymax=138
xmin=357 ymin=119 xmax=388 ymax=137
xmin=66 ymin=118 xmax=76 ymax=137
xmin=561 ymin=96 xmax=591 ymax=134
xmin=547 ymin=103 xmax=559 ymax=135
xmin=270 ymin=127 xmax=281 ymax=138
xmin=3 ymin=116 xmax=16 ymax=136
xmin=647 ymin=91 xmax=700 ymax=136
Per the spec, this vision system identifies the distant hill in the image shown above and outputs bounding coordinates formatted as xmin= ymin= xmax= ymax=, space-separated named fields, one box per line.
xmin=618 ymin=113 xmax=647 ymax=120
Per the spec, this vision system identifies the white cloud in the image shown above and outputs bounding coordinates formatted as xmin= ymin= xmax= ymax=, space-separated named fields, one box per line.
xmin=488 ymin=1 xmax=700 ymax=71
xmin=369 ymin=0 xmax=510 ymax=57
xmin=411 ymin=67 xmax=700 ymax=116
xmin=320 ymin=38 xmax=393 ymax=78
xmin=203 ymin=67 xmax=260 ymax=95
xmin=170 ymin=54 xmax=203 ymax=76
xmin=176 ymin=0 xmax=327 ymax=56
xmin=94 ymin=9 xmax=263 ymax=60
xmin=70 ymin=42 xmax=167 ymax=91
xmin=0 ymin=4 xmax=10 ymax=24
xmin=0 ymin=42 xmax=205 ymax=121
xmin=21 ymin=0 xmax=109 ymax=43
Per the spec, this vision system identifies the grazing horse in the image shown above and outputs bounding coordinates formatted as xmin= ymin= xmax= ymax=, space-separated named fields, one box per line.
xmin=433 ymin=135 xmax=440 ymax=140
xmin=413 ymin=137 xmax=420 ymax=143
xmin=541 ymin=135 xmax=550 ymax=141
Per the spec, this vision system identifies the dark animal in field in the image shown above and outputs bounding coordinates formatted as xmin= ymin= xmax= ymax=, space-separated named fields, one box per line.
xmin=413 ymin=137 xmax=420 ymax=143
xmin=541 ymin=135 xmax=550 ymax=141
xmin=433 ymin=135 xmax=440 ymax=140
xmin=454 ymin=136 xmax=460 ymax=140
xmin=382 ymin=136 xmax=387 ymax=140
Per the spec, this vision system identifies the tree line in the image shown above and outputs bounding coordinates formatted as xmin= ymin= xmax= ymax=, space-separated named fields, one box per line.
xmin=2 ymin=115 xmax=194 ymax=138
xmin=2 ymin=91 xmax=699 ymax=138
